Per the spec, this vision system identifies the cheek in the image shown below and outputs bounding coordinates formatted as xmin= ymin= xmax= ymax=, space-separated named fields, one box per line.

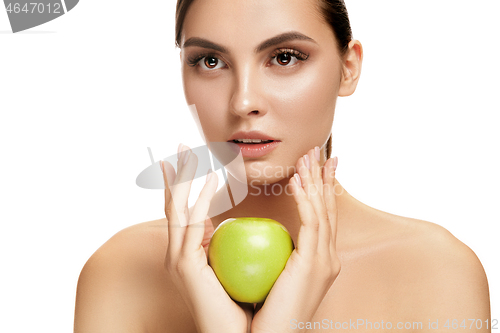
xmin=268 ymin=63 xmax=340 ymax=140
xmin=183 ymin=71 xmax=230 ymax=137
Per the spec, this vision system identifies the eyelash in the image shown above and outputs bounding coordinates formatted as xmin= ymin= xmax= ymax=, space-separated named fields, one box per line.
xmin=186 ymin=48 xmax=309 ymax=68
xmin=270 ymin=48 xmax=309 ymax=63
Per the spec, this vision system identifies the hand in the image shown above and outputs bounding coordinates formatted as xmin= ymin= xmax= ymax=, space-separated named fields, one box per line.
xmin=251 ymin=147 xmax=340 ymax=333
xmin=161 ymin=144 xmax=253 ymax=333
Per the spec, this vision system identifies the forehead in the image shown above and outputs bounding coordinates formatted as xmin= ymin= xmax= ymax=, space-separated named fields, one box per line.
xmin=181 ymin=0 xmax=334 ymax=48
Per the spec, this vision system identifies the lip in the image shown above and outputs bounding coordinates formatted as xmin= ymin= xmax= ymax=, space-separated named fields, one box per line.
xmin=227 ymin=130 xmax=281 ymax=158
xmin=231 ymin=141 xmax=281 ymax=158
xmin=227 ymin=130 xmax=279 ymax=142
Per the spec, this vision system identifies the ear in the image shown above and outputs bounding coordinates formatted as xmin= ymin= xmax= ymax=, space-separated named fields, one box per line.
xmin=338 ymin=40 xmax=363 ymax=97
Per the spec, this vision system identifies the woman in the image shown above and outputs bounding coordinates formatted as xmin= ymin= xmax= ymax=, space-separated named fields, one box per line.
xmin=74 ymin=0 xmax=490 ymax=332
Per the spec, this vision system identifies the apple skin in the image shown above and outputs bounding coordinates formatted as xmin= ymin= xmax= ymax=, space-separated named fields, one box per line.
xmin=208 ymin=217 xmax=294 ymax=303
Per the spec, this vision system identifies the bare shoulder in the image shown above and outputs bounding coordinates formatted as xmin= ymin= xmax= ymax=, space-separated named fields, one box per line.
xmin=373 ymin=213 xmax=490 ymax=321
xmin=395 ymin=216 xmax=488 ymax=284
xmin=74 ymin=218 xmax=196 ymax=333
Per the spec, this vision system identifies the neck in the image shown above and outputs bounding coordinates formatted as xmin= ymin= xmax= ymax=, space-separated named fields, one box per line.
xmin=208 ymin=167 xmax=358 ymax=247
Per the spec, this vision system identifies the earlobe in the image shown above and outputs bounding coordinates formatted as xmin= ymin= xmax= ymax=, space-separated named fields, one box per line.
xmin=338 ymin=40 xmax=363 ymax=97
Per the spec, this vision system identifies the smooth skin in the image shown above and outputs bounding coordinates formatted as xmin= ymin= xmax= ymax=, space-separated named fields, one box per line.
xmin=74 ymin=0 xmax=490 ymax=332
xmin=159 ymin=145 xmax=340 ymax=333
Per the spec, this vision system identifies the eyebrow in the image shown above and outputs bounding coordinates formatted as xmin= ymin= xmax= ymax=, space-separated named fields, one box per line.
xmin=182 ymin=31 xmax=316 ymax=54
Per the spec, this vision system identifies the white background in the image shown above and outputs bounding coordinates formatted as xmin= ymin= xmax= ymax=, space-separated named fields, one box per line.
xmin=1 ymin=0 xmax=498 ymax=331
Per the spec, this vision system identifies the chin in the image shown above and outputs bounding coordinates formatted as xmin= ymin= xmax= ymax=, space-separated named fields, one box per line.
xmin=247 ymin=176 xmax=291 ymax=191
xmin=248 ymin=162 xmax=295 ymax=180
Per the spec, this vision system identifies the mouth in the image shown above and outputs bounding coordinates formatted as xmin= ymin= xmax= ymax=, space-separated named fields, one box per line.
xmin=228 ymin=140 xmax=281 ymax=158
xmin=230 ymin=139 xmax=275 ymax=144
xmin=226 ymin=130 xmax=281 ymax=158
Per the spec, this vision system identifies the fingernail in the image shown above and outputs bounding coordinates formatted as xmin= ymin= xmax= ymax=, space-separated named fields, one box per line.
xmin=333 ymin=156 xmax=338 ymax=171
xmin=294 ymin=173 xmax=302 ymax=187
xmin=183 ymin=148 xmax=191 ymax=165
xmin=206 ymin=169 xmax=213 ymax=183
xmin=303 ymin=154 xmax=310 ymax=170
xmin=177 ymin=143 xmax=183 ymax=159
xmin=314 ymin=146 xmax=320 ymax=162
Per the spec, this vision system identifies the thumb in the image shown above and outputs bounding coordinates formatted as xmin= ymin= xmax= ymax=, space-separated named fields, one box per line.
xmin=202 ymin=216 xmax=215 ymax=255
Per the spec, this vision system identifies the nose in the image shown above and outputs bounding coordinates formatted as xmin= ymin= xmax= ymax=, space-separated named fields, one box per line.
xmin=229 ymin=66 xmax=268 ymax=118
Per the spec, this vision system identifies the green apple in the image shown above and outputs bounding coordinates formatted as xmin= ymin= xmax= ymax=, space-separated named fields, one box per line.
xmin=208 ymin=217 xmax=294 ymax=303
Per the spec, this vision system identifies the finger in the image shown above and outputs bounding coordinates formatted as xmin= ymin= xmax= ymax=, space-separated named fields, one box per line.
xmin=311 ymin=146 xmax=324 ymax=197
xmin=166 ymin=145 xmax=196 ymax=255
xmin=161 ymin=159 xmax=183 ymax=254
xmin=290 ymin=162 xmax=319 ymax=259
xmin=165 ymin=143 xmax=185 ymax=221
xmin=310 ymin=148 xmax=333 ymax=256
xmin=303 ymin=149 xmax=327 ymax=220
xmin=323 ymin=156 xmax=339 ymax=253
xmin=183 ymin=170 xmax=218 ymax=254
xmin=170 ymin=145 xmax=198 ymax=227
xmin=161 ymin=160 xmax=176 ymax=216
xmin=202 ymin=216 xmax=215 ymax=256
xmin=302 ymin=150 xmax=330 ymax=254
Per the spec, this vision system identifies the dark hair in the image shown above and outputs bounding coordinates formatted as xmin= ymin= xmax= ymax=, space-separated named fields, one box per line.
xmin=175 ymin=0 xmax=353 ymax=160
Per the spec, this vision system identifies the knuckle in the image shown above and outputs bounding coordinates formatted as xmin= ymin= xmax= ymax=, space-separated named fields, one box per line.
xmin=173 ymin=261 xmax=186 ymax=277
xmin=320 ymin=212 xmax=329 ymax=224
xmin=305 ymin=219 xmax=320 ymax=232
xmin=175 ymin=259 xmax=194 ymax=279
xmin=165 ymin=257 xmax=188 ymax=277
xmin=164 ymin=249 xmax=189 ymax=272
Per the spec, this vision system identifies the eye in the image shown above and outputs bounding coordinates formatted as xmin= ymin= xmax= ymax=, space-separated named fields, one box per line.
xmin=270 ymin=49 xmax=309 ymax=67
xmin=274 ymin=53 xmax=295 ymax=66
xmin=198 ymin=56 xmax=226 ymax=71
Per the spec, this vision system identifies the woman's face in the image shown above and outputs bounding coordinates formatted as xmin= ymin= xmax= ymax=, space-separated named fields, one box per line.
xmin=180 ymin=0 xmax=345 ymax=185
